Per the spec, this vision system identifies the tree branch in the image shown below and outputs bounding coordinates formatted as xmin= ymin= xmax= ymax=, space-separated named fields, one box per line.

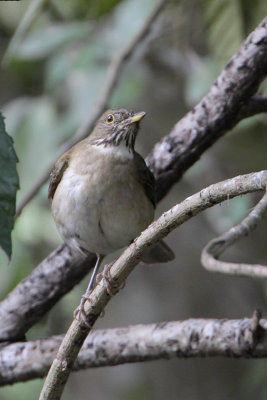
xmin=15 ymin=0 xmax=167 ymax=219
xmin=39 ymin=171 xmax=267 ymax=399
xmin=147 ymin=18 xmax=267 ymax=201
xmin=1 ymin=315 xmax=267 ymax=386
xmin=201 ymin=190 xmax=267 ymax=277
xmin=0 ymin=246 xmax=96 ymax=342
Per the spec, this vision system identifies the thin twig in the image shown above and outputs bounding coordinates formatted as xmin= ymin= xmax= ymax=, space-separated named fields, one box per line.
xmin=15 ymin=0 xmax=167 ymax=219
xmin=39 ymin=171 xmax=267 ymax=400
xmin=201 ymin=190 xmax=267 ymax=277
xmin=2 ymin=0 xmax=49 ymax=66
xmin=1 ymin=315 xmax=267 ymax=386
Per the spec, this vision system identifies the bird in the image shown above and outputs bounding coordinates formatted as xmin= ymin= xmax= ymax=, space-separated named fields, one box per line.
xmin=48 ymin=108 xmax=174 ymax=322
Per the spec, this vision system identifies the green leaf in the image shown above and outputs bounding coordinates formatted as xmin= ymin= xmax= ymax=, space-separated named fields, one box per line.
xmin=0 ymin=113 xmax=19 ymax=259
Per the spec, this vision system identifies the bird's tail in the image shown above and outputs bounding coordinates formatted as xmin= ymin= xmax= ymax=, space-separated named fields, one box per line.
xmin=141 ymin=240 xmax=175 ymax=264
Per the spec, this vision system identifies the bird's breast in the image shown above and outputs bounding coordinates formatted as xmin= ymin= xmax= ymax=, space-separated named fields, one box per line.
xmin=52 ymin=150 xmax=154 ymax=255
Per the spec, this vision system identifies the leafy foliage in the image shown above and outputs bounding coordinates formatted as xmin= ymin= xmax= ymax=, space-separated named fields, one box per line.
xmin=0 ymin=113 xmax=19 ymax=259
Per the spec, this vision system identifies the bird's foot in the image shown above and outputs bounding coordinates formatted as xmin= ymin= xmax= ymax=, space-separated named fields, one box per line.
xmin=96 ymin=262 xmax=118 ymax=296
xmin=73 ymin=294 xmax=92 ymax=327
xmin=96 ymin=262 xmax=126 ymax=295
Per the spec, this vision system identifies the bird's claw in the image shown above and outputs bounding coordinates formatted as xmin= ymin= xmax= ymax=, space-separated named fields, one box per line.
xmin=96 ymin=262 xmax=126 ymax=295
xmin=73 ymin=294 xmax=92 ymax=327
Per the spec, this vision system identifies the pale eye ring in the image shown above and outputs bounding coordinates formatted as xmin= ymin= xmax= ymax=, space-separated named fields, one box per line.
xmin=106 ymin=114 xmax=115 ymax=124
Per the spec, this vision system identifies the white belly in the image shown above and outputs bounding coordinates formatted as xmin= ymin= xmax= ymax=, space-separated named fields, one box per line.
xmin=52 ymin=162 xmax=154 ymax=256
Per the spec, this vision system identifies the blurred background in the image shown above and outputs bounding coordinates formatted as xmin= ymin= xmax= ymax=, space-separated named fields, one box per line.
xmin=0 ymin=0 xmax=267 ymax=399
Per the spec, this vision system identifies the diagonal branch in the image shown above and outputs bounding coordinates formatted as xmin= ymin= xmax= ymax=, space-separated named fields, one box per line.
xmin=147 ymin=17 xmax=267 ymax=201
xmin=201 ymin=190 xmax=267 ymax=278
xmin=1 ymin=315 xmax=267 ymax=386
xmin=15 ymin=0 xmax=167 ymax=219
xmin=39 ymin=171 xmax=267 ymax=399
xmin=0 ymin=246 xmax=96 ymax=342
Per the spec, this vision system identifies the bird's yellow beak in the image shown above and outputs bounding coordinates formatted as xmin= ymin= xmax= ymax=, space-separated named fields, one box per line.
xmin=128 ymin=111 xmax=146 ymax=124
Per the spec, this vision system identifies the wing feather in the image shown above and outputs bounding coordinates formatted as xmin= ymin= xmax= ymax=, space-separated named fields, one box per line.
xmin=48 ymin=153 xmax=70 ymax=200
xmin=134 ymin=152 xmax=156 ymax=208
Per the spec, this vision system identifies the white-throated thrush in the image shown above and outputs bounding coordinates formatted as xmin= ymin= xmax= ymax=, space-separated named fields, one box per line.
xmin=49 ymin=108 xmax=174 ymax=321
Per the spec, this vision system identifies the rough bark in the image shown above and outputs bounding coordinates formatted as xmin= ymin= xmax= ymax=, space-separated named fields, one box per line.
xmin=0 ymin=246 xmax=96 ymax=342
xmin=1 ymin=316 xmax=266 ymax=386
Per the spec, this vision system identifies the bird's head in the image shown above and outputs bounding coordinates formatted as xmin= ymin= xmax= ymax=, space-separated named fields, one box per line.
xmin=89 ymin=108 xmax=146 ymax=152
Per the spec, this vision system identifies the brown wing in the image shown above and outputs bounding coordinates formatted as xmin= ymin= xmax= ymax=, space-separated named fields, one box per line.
xmin=134 ymin=152 xmax=156 ymax=208
xmin=48 ymin=152 xmax=70 ymax=200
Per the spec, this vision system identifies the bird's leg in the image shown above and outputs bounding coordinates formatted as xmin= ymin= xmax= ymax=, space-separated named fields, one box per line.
xmin=74 ymin=254 xmax=103 ymax=324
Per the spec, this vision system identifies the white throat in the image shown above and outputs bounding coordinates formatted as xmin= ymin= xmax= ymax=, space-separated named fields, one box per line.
xmin=93 ymin=143 xmax=134 ymax=160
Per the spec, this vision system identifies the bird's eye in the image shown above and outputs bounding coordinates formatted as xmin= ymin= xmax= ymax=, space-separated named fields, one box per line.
xmin=106 ymin=114 xmax=115 ymax=124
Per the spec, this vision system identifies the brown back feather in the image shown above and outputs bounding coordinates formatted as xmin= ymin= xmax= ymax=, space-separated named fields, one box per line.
xmin=48 ymin=153 xmax=70 ymax=200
